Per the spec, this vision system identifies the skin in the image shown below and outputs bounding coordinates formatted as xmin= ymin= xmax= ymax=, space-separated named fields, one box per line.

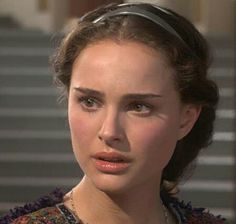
xmin=65 ymin=39 xmax=200 ymax=224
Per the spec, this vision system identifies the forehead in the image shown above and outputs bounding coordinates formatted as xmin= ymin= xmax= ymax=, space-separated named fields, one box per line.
xmin=71 ymin=39 xmax=176 ymax=93
xmin=75 ymin=38 xmax=170 ymax=67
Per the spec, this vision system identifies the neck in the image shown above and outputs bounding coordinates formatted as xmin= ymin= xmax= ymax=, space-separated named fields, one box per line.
xmin=71 ymin=176 xmax=168 ymax=224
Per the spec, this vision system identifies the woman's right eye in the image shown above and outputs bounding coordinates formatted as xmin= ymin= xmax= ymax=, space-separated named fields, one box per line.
xmin=77 ymin=96 xmax=101 ymax=111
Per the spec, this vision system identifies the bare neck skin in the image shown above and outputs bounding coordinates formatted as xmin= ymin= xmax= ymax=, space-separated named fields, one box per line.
xmin=64 ymin=176 xmax=174 ymax=224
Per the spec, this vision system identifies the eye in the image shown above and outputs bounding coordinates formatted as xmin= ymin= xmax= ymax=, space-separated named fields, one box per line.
xmin=77 ymin=96 xmax=101 ymax=112
xmin=128 ymin=102 xmax=153 ymax=114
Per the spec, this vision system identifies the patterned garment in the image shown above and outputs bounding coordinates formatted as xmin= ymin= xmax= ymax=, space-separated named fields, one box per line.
xmin=10 ymin=204 xmax=79 ymax=224
xmin=0 ymin=189 xmax=226 ymax=224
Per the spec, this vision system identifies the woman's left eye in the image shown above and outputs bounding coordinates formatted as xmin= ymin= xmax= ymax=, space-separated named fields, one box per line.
xmin=128 ymin=102 xmax=153 ymax=114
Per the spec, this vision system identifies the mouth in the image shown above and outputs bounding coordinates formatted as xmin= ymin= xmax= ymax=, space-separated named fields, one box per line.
xmin=92 ymin=151 xmax=131 ymax=173
xmin=93 ymin=151 xmax=131 ymax=162
xmin=97 ymin=156 xmax=126 ymax=163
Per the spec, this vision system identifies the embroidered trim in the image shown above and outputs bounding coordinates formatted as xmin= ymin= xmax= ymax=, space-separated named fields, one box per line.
xmin=57 ymin=203 xmax=80 ymax=224
xmin=0 ymin=189 xmax=226 ymax=224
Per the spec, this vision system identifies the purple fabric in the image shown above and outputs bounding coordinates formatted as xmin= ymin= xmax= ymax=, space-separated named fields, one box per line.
xmin=0 ymin=188 xmax=64 ymax=224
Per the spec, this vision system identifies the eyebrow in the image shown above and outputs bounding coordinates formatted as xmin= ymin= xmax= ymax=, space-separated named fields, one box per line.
xmin=73 ymin=87 xmax=105 ymax=97
xmin=73 ymin=87 xmax=163 ymax=99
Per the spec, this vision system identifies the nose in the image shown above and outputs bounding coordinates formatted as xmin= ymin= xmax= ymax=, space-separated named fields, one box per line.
xmin=98 ymin=110 xmax=124 ymax=144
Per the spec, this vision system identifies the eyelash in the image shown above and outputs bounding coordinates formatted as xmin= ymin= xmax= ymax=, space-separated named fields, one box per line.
xmin=77 ymin=96 xmax=101 ymax=112
xmin=127 ymin=101 xmax=154 ymax=114
xmin=76 ymin=96 xmax=154 ymax=115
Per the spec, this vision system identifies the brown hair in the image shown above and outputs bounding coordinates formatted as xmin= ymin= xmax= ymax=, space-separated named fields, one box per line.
xmin=52 ymin=3 xmax=219 ymax=194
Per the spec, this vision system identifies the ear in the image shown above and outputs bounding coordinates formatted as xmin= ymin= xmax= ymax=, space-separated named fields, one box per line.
xmin=178 ymin=104 xmax=201 ymax=140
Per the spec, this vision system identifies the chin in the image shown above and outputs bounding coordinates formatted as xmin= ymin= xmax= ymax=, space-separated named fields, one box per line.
xmin=89 ymin=173 xmax=134 ymax=195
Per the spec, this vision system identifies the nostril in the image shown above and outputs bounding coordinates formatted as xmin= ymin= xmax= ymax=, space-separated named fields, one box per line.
xmin=98 ymin=134 xmax=120 ymax=142
xmin=98 ymin=131 xmax=123 ymax=143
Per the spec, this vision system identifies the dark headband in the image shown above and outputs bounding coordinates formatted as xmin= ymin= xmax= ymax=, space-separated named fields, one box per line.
xmin=92 ymin=3 xmax=185 ymax=44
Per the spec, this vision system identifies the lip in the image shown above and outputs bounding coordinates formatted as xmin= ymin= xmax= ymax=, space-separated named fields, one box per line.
xmin=92 ymin=151 xmax=131 ymax=174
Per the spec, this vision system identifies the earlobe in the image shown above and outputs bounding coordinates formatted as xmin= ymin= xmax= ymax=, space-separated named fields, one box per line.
xmin=178 ymin=104 xmax=201 ymax=140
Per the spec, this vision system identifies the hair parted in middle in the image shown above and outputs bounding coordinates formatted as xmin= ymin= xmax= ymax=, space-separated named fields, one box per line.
xmin=52 ymin=2 xmax=219 ymax=194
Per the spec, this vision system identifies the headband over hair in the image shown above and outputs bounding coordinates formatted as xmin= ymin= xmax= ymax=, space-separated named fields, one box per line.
xmin=91 ymin=3 xmax=186 ymax=45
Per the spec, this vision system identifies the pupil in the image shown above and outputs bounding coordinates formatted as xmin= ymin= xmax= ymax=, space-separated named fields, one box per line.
xmin=87 ymin=99 xmax=94 ymax=106
xmin=136 ymin=104 xmax=142 ymax=110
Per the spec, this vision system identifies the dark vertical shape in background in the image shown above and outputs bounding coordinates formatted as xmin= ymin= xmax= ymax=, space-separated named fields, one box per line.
xmin=69 ymin=0 xmax=124 ymax=17
xmin=234 ymin=0 xmax=236 ymax=220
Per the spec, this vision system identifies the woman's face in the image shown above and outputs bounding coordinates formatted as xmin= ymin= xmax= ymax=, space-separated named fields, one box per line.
xmin=68 ymin=39 xmax=191 ymax=194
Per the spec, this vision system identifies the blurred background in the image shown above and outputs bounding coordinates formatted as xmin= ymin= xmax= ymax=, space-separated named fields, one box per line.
xmin=0 ymin=0 xmax=235 ymax=223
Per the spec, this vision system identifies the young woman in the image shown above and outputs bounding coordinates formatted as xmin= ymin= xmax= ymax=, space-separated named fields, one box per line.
xmin=1 ymin=2 xmax=226 ymax=224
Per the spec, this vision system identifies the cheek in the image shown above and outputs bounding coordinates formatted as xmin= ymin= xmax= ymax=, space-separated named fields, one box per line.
xmin=130 ymin=119 xmax=179 ymax=166
xmin=68 ymin=111 xmax=99 ymax=170
xmin=68 ymin=111 xmax=95 ymax=149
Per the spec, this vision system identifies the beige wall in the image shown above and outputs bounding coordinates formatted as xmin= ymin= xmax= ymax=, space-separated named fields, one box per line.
xmin=0 ymin=0 xmax=51 ymax=31
xmin=49 ymin=0 xmax=69 ymax=32
xmin=0 ymin=0 xmax=70 ymax=32
xmin=201 ymin=0 xmax=234 ymax=38
xmin=0 ymin=0 xmax=234 ymax=36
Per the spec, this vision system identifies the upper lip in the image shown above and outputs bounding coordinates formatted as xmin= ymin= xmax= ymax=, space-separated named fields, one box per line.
xmin=92 ymin=151 xmax=131 ymax=163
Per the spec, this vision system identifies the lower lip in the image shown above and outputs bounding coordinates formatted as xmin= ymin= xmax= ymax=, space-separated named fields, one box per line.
xmin=93 ymin=159 xmax=130 ymax=174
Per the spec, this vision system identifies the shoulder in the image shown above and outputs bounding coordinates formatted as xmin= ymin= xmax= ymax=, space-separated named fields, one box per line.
xmin=178 ymin=202 xmax=226 ymax=224
xmin=164 ymin=195 xmax=227 ymax=224
xmin=0 ymin=189 xmax=65 ymax=224
xmin=10 ymin=206 xmax=66 ymax=224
